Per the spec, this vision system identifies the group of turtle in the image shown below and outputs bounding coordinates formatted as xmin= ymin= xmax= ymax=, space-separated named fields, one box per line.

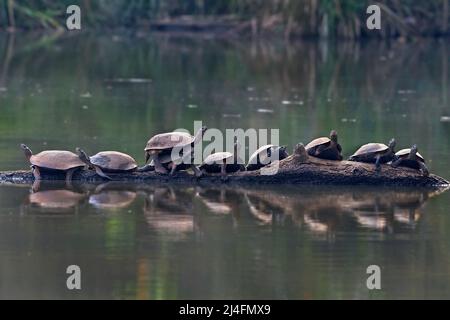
xmin=19 ymin=127 xmax=429 ymax=182
xmin=303 ymin=130 xmax=429 ymax=176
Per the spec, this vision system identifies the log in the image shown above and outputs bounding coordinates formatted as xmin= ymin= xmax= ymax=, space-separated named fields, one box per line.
xmin=1 ymin=151 xmax=448 ymax=189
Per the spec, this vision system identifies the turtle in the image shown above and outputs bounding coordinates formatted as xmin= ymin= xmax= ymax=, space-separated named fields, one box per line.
xmin=391 ymin=144 xmax=429 ymax=176
xmin=348 ymin=138 xmax=396 ymax=172
xmin=200 ymin=141 xmax=245 ymax=180
xmin=143 ymin=126 xmax=207 ymax=176
xmin=20 ymin=144 xmax=85 ymax=182
xmin=76 ymin=148 xmax=138 ymax=180
xmin=305 ymin=130 xmax=343 ymax=161
xmin=246 ymin=145 xmax=289 ymax=171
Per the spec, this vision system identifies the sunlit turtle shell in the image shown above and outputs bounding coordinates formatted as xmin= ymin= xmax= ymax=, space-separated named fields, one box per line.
xmin=30 ymin=150 xmax=85 ymax=171
xmin=89 ymin=151 xmax=138 ymax=172
xmin=145 ymin=132 xmax=194 ymax=151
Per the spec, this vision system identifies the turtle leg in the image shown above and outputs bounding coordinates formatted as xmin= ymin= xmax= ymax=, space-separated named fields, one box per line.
xmin=31 ymin=179 xmax=41 ymax=193
xmin=32 ymin=166 xmax=41 ymax=180
xmin=220 ymin=160 xmax=228 ymax=182
xmin=137 ymin=164 xmax=155 ymax=172
xmin=94 ymin=165 xmax=112 ymax=180
xmin=419 ymin=162 xmax=429 ymax=176
xmin=170 ymin=163 xmax=178 ymax=176
xmin=191 ymin=164 xmax=203 ymax=177
xmin=374 ymin=155 xmax=382 ymax=173
xmin=65 ymin=167 xmax=78 ymax=183
xmin=152 ymin=154 xmax=168 ymax=174
xmin=391 ymin=158 xmax=401 ymax=168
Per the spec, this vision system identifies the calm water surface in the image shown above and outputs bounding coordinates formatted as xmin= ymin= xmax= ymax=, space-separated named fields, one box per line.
xmin=0 ymin=31 xmax=450 ymax=299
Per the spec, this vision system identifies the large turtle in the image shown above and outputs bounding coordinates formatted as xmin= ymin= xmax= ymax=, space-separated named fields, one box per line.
xmin=76 ymin=148 xmax=138 ymax=180
xmin=200 ymin=141 xmax=245 ymax=180
xmin=246 ymin=145 xmax=289 ymax=171
xmin=348 ymin=138 xmax=396 ymax=172
xmin=143 ymin=126 xmax=207 ymax=176
xmin=391 ymin=145 xmax=429 ymax=176
xmin=20 ymin=144 xmax=85 ymax=182
xmin=305 ymin=130 xmax=343 ymax=161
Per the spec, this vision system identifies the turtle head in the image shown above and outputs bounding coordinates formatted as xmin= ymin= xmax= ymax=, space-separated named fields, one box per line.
xmin=278 ymin=145 xmax=289 ymax=160
xmin=330 ymin=130 xmax=338 ymax=142
xmin=388 ymin=138 xmax=396 ymax=151
xmin=193 ymin=126 xmax=208 ymax=144
xmin=20 ymin=144 xmax=32 ymax=160
xmin=410 ymin=144 xmax=418 ymax=156
xmin=76 ymin=147 xmax=92 ymax=166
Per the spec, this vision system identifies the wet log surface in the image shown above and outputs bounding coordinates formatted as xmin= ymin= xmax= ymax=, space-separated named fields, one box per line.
xmin=1 ymin=153 xmax=448 ymax=189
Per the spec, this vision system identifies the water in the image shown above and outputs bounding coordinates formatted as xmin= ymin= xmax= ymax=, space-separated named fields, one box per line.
xmin=0 ymin=32 xmax=450 ymax=299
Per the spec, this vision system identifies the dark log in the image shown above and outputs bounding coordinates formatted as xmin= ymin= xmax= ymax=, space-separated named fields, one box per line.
xmin=1 ymin=153 xmax=448 ymax=189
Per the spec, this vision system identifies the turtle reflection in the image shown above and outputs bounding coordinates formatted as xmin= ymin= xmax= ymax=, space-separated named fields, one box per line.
xmin=25 ymin=181 xmax=87 ymax=215
xmin=88 ymin=182 xmax=137 ymax=210
xmin=143 ymin=187 xmax=196 ymax=240
xmin=243 ymin=187 xmax=438 ymax=234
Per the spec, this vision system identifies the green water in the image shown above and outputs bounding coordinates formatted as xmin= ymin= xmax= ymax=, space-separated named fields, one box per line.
xmin=0 ymin=32 xmax=450 ymax=299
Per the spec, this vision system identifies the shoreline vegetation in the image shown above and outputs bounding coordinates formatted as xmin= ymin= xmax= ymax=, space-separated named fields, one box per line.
xmin=0 ymin=1 xmax=449 ymax=39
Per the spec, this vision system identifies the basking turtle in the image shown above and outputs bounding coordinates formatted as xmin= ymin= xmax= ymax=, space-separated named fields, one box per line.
xmin=200 ymin=141 xmax=245 ymax=179
xmin=76 ymin=148 xmax=138 ymax=180
xmin=391 ymin=145 xmax=429 ymax=176
xmin=305 ymin=130 xmax=343 ymax=161
xmin=143 ymin=126 xmax=207 ymax=176
xmin=246 ymin=145 xmax=289 ymax=171
xmin=348 ymin=138 xmax=396 ymax=172
xmin=20 ymin=144 xmax=85 ymax=182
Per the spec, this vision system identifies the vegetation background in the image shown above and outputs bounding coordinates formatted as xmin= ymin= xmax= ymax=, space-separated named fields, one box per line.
xmin=1 ymin=0 xmax=449 ymax=39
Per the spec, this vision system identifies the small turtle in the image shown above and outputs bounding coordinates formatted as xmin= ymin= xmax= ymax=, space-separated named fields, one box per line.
xmin=200 ymin=141 xmax=245 ymax=179
xmin=20 ymin=144 xmax=85 ymax=182
xmin=76 ymin=148 xmax=138 ymax=180
xmin=391 ymin=145 xmax=429 ymax=176
xmin=305 ymin=130 xmax=343 ymax=161
xmin=246 ymin=145 xmax=289 ymax=171
xmin=348 ymin=138 xmax=396 ymax=172
xmin=143 ymin=126 xmax=207 ymax=176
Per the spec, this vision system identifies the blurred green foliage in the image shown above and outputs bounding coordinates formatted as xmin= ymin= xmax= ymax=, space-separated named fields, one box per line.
xmin=0 ymin=0 xmax=449 ymax=38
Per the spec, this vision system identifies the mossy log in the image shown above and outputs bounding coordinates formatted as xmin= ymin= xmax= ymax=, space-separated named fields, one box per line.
xmin=1 ymin=150 xmax=448 ymax=189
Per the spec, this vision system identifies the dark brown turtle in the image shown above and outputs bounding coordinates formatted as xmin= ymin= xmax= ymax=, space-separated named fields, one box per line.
xmin=305 ymin=130 xmax=343 ymax=161
xmin=143 ymin=126 xmax=207 ymax=176
xmin=246 ymin=145 xmax=289 ymax=171
xmin=20 ymin=144 xmax=85 ymax=182
xmin=76 ymin=148 xmax=138 ymax=180
xmin=348 ymin=138 xmax=396 ymax=172
xmin=391 ymin=145 xmax=429 ymax=176
xmin=200 ymin=141 xmax=245 ymax=180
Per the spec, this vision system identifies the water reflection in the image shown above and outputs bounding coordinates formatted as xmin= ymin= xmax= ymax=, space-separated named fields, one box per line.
xmin=0 ymin=182 xmax=448 ymax=299
xmin=88 ymin=182 xmax=137 ymax=211
xmin=13 ymin=182 xmax=443 ymax=234
xmin=24 ymin=181 xmax=87 ymax=215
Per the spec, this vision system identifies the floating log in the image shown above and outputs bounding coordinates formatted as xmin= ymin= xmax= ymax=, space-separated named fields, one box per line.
xmin=1 ymin=148 xmax=448 ymax=189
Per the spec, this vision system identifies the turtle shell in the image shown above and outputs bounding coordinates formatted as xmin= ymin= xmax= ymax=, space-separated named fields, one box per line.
xmin=145 ymin=132 xmax=194 ymax=151
xmin=395 ymin=149 xmax=425 ymax=162
xmin=351 ymin=143 xmax=389 ymax=157
xmin=90 ymin=151 xmax=138 ymax=171
xmin=203 ymin=152 xmax=233 ymax=164
xmin=30 ymin=150 xmax=85 ymax=171
xmin=248 ymin=145 xmax=275 ymax=166
xmin=305 ymin=137 xmax=330 ymax=150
